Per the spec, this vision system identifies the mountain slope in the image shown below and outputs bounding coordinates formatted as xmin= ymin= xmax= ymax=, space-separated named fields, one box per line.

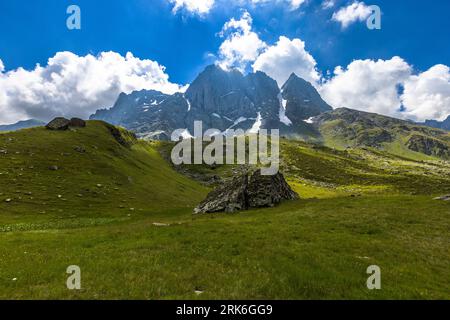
xmin=314 ymin=108 xmax=450 ymax=160
xmin=1 ymin=120 xmax=449 ymax=299
xmin=0 ymin=119 xmax=46 ymax=132
xmin=0 ymin=121 xmax=208 ymax=219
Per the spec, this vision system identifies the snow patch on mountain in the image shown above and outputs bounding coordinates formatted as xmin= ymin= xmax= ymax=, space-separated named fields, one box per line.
xmin=248 ymin=112 xmax=262 ymax=134
xmin=278 ymin=92 xmax=292 ymax=126
xmin=303 ymin=117 xmax=316 ymax=124
xmin=184 ymin=95 xmax=192 ymax=111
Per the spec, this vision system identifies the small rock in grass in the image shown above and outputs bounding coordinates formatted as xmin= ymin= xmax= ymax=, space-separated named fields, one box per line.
xmin=153 ymin=223 xmax=170 ymax=227
xmin=49 ymin=165 xmax=59 ymax=171
xmin=5 ymin=198 xmax=12 ymax=203
xmin=74 ymin=146 xmax=86 ymax=153
xmin=434 ymin=195 xmax=450 ymax=201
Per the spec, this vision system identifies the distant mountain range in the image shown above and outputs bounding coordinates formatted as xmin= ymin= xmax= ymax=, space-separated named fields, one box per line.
xmin=88 ymin=64 xmax=450 ymax=159
xmin=422 ymin=116 xmax=450 ymax=131
xmin=2 ymin=65 xmax=450 ymax=160
xmin=0 ymin=119 xmax=45 ymax=132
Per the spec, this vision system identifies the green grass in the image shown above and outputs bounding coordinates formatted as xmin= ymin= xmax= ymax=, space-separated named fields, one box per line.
xmin=0 ymin=122 xmax=449 ymax=299
xmin=1 ymin=196 xmax=448 ymax=299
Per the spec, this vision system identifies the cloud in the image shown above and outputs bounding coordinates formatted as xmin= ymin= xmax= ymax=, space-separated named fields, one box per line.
xmin=218 ymin=11 xmax=267 ymax=71
xmin=402 ymin=64 xmax=450 ymax=122
xmin=320 ymin=57 xmax=450 ymax=122
xmin=249 ymin=0 xmax=307 ymax=10
xmin=170 ymin=0 xmax=306 ymax=16
xmin=0 ymin=59 xmax=4 ymax=73
xmin=169 ymin=0 xmax=215 ymax=15
xmin=253 ymin=36 xmax=320 ymax=86
xmin=320 ymin=57 xmax=412 ymax=117
xmin=0 ymin=51 xmax=184 ymax=124
xmin=288 ymin=0 xmax=307 ymax=10
xmin=321 ymin=0 xmax=334 ymax=9
xmin=218 ymin=11 xmax=319 ymax=86
xmin=332 ymin=1 xmax=372 ymax=28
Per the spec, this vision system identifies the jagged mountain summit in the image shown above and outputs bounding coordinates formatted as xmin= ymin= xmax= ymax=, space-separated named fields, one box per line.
xmin=90 ymin=65 xmax=332 ymax=140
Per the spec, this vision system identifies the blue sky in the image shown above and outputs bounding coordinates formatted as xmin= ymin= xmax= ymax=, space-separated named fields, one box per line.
xmin=1 ymin=0 xmax=449 ymax=83
xmin=0 ymin=0 xmax=449 ymax=124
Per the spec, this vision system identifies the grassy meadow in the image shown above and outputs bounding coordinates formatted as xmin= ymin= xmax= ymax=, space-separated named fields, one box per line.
xmin=0 ymin=122 xmax=449 ymax=299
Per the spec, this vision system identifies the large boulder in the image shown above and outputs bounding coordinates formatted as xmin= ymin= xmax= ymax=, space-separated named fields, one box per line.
xmin=69 ymin=118 xmax=86 ymax=128
xmin=247 ymin=170 xmax=300 ymax=208
xmin=46 ymin=117 xmax=70 ymax=130
xmin=194 ymin=170 xmax=299 ymax=214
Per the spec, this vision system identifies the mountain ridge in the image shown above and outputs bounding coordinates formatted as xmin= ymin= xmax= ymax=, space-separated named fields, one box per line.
xmin=0 ymin=119 xmax=46 ymax=132
xmin=90 ymin=64 xmax=330 ymax=141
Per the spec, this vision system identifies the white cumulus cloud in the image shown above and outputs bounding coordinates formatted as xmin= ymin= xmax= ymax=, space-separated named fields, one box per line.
xmin=169 ymin=0 xmax=215 ymax=15
xmin=218 ymin=11 xmax=267 ymax=71
xmin=0 ymin=59 xmax=4 ymax=73
xmin=402 ymin=64 xmax=450 ymax=122
xmin=320 ymin=57 xmax=450 ymax=122
xmin=253 ymin=36 xmax=320 ymax=86
xmin=332 ymin=1 xmax=372 ymax=28
xmin=320 ymin=57 xmax=412 ymax=117
xmin=0 ymin=51 xmax=184 ymax=124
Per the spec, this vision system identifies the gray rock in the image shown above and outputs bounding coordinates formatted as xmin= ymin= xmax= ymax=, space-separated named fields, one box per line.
xmin=74 ymin=146 xmax=86 ymax=153
xmin=247 ymin=170 xmax=300 ymax=208
xmin=46 ymin=117 xmax=70 ymax=130
xmin=69 ymin=118 xmax=86 ymax=128
xmin=433 ymin=195 xmax=450 ymax=201
xmin=194 ymin=170 xmax=298 ymax=214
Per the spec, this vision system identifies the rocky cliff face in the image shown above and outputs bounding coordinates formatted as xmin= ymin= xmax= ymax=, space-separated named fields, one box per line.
xmin=90 ymin=65 xmax=329 ymax=140
xmin=312 ymin=108 xmax=450 ymax=158
xmin=406 ymin=134 xmax=450 ymax=158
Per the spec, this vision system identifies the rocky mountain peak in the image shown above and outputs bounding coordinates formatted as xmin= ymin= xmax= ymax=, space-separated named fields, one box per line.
xmin=281 ymin=73 xmax=332 ymax=121
xmin=90 ymin=64 xmax=333 ymax=140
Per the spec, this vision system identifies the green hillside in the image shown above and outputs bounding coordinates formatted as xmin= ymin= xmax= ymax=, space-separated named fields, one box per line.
xmin=0 ymin=121 xmax=208 ymax=226
xmin=315 ymin=108 xmax=450 ymax=161
xmin=0 ymin=121 xmax=449 ymax=299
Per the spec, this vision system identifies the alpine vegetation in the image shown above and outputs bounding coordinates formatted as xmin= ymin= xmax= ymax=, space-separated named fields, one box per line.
xmin=171 ymin=121 xmax=280 ymax=176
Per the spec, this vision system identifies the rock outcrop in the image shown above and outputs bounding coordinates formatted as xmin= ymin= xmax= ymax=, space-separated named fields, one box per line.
xmin=46 ymin=117 xmax=71 ymax=130
xmin=194 ymin=170 xmax=299 ymax=214
xmin=69 ymin=118 xmax=86 ymax=128
xmin=406 ymin=134 xmax=450 ymax=158
xmin=46 ymin=117 xmax=86 ymax=130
